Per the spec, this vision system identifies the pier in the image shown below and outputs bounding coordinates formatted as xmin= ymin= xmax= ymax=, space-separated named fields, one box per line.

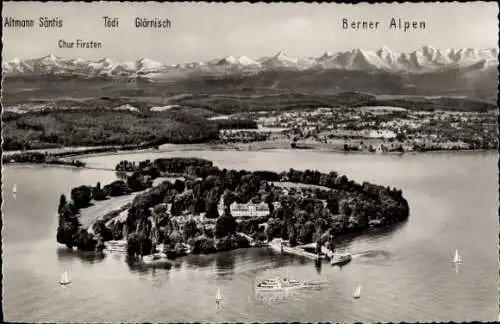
xmin=268 ymin=239 xmax=330 ymax=260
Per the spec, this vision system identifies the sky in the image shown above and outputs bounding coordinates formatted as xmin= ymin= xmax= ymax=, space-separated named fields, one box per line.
xmin=2 ymin=2 xmax=498 ymax=64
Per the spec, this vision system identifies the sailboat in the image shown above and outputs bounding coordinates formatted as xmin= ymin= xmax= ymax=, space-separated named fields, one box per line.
xmin=215 ymin=287 xmax=221 ymax=304
xmin=60 ymin=271 xmax=71 ymax=285
xmin=453 ymin=249 xmax=462 ymax=264
xmin=353 ymin=284 xmax=361 ymax=299
xmin=13 ymin=184 xmax=17 ymax=194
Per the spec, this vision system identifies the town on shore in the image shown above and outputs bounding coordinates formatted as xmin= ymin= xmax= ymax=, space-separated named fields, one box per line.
xmin=220 ymin=105 xmax=496 ymax=153
xmin=3 ymin=92 xmax=496 ymax=169
xmin=56 ymin=157 xmax=410 ymax=264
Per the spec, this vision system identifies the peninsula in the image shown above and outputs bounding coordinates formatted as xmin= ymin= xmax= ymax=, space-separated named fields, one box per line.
xmin=56 ymin=157 xmax=410 ymax=259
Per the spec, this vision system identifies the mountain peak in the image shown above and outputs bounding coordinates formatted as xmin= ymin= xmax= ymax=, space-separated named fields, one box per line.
xmin=217 ymin=55 xmax=237 ymax=65
xmin=274 ymin=50 xmax=286 ymax=57
xmin=237 ymin=56 xmax=260 ymax=66
xmin=40 ymin=53 xmax=58 ymax=61
xmin=98 ymin=57 xmax=113 ymax=63
xmin=3 ymin=46 xmax=498 ymax=78
xmin=420 ymin=45 xmax=437 ymax=54
xmin=320 ymin=51 xmax=334 ymax=58
xmin=136 ymin=57 xmax=161 ymax=65
xmin=378 ymin=46 xmax=392 ymax=54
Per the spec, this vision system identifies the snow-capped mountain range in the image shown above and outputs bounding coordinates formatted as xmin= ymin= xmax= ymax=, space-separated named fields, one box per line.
xmin=3 ymin=46 xmax=498 ymax=78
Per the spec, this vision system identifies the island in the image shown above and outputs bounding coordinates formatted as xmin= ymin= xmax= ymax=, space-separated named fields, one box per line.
xmin=56 ymin=157 xmax=410 ymax=261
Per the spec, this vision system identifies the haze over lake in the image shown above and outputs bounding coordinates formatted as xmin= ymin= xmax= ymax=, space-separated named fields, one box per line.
xmin=3 ymin=150 xmax=497 ymax=322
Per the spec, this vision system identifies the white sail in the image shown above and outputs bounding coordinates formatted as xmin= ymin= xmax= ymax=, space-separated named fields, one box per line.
xmin=453 ymin=249 xmax=462 ymax=263
xmin=216 ymin=288 xmax=221 ymax=301
xmin=13 ymin=184 xmax=17 ymax=193
xmin=353 ymin=284 xmax=361 ymax=299
xmin=60 ymin=271 xmax=70 ymax=285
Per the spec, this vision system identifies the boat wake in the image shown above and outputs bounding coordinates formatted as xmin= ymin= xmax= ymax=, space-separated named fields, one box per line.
xmin=351 ymin=250 xmax=393 ymax=265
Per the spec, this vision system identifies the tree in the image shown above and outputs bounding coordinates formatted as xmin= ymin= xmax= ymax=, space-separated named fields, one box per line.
xmin=222 ymin=189 xmax=237 ymax=209
xmin=339 ymin=200 xmax=351 ymax=217
xmin=70 ymin=186 xmax=92 ymax=209
xmin=127 ymin=172 xmax=147 ymax=192
xmin=104 ymin=180 xmax=130 ymax=197
xmin=183 ymin=219 xmax=198 ymax=240
xmin=351 ymin=201 xmax=368 ymax=228
xmin=173 ymin=179 xmax=185 ymax=193
xmin=334 ymin=175 xmax=348 ymax=188
xmin=94 ymin=219 xmax=113 ymax=241
xmin=327 ymin=196 xmax=339 ymax=214
xmin=395 ymin=132 xmax=406 ymax=142
xmin=214 ymin=215 xmax=237 ymax=238
xmin=192 ymin=235 xmax=216 ymax=254
xmin=298 ymin=221 xmax=314 ymax=244
xmin=93 ymin=182 xmax=107 ymax=201
xmin=57 ymin=221 xmax=78 ymax=249
xmin=289 ymin=231 xmax=298 ymax=247
xmin=58 ymin=194 xmax=67 ymax=214
xmin=153 ymin=203 xmax=169 ymax=216
xmin=127 ymin=232 xmax=152 ymax=257
xmin=72 ymin=228 xmax=97 ymax=251
xmin=205 ymin=187 xmax=220 ymax=219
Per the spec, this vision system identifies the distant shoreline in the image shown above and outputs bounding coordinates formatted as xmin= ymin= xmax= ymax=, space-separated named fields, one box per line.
xmin=3 ymin=141 xmax=495 ymax=164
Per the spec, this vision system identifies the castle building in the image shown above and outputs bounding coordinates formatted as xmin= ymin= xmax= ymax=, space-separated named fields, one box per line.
xmin=218 ymin=196 xmax=270 ymax=218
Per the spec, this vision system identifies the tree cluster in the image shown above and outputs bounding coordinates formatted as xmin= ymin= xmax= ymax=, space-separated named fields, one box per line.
xmin=56 ymin=194 xmax=97 ymax=251
xmin=3 ymin=109 xmax=220 ymax=151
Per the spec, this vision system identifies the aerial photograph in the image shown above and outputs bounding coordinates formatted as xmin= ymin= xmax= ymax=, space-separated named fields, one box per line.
xmin=1 ymin=2 xmax=498 ymax=323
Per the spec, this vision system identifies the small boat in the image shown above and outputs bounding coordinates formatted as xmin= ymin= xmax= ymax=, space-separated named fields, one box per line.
xmin=60 ymin=271 xmax=71 ymax=285
xmin=453 ymin=249 xmax=462 ymax=264
xmin=216 ymin=288 xmax=221 ymax=304
xmin=353 ymin=284 xmax=361 ymax=299
xmin=330 ymin=252 xmax=352 ymax=266
xmin=142 ymin=253 xmax=171 ymax=266
xmin=12 ymin=184 xmax=17 ymax=194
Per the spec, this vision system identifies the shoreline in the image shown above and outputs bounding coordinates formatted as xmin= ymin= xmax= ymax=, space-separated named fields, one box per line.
xmin=3 ymin=144 xmax=495 ymax=176
xmin=3 ymin=161 xmax=115 ymax=171
xmin=3 ymin=141 xmax=495 ymax=162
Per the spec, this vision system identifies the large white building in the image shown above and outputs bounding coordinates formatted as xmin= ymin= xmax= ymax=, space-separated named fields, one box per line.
xmin=218 ymin=196 xmax=270 ymax=218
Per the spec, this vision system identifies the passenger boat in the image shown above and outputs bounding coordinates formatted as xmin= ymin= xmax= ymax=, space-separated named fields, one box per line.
xmin=330 ymin=252 xmax=352 ymax=266
xmin=256 ymin=277 xmax=304 ymax=291
xmin=256 ymin=277 xmax=327 ymax=291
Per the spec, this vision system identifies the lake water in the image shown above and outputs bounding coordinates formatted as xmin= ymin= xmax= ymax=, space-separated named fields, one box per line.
xmin=3 ymin=150 xmax=498 ymax=322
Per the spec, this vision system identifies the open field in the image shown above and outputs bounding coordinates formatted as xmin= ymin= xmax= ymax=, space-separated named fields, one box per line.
xmin=79 ymin=177 xmax=169 ymax=228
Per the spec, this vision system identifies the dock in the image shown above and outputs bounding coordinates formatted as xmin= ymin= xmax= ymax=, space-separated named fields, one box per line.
xmin=268 ymin=239 xmax=327 ymax=260
xmin=297 ymin=242 xmax=335 ymax=259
